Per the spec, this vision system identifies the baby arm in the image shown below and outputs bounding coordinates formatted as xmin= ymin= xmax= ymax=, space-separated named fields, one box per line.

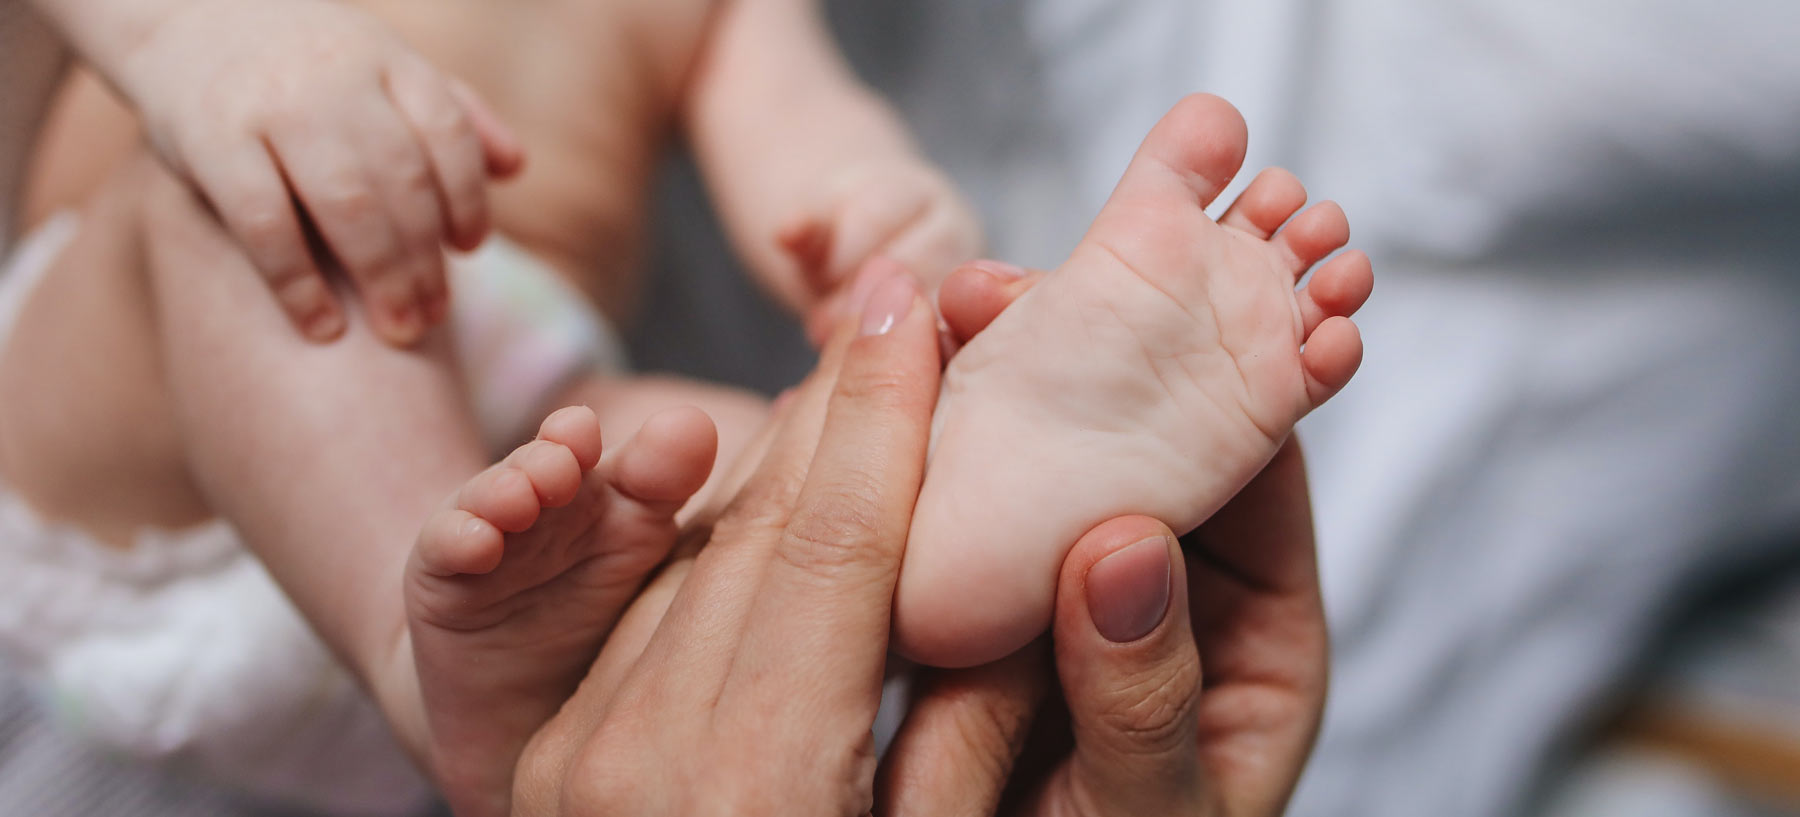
xmin=682 ymin=0 xmax=983 ymax=335
xmin=27 ymin=0 xmax=523 ymax=345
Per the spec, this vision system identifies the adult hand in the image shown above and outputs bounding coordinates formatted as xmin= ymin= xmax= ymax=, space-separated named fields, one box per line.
xmin=66 ymin=0 xmax=524 ymax=344
xmin=873 ymin=259 xmax=1330 ymax=816
xmin=876 ymin=440 xmax=1327 ymax=817
xmin=513 ymin=259 xmax=942 ymax=816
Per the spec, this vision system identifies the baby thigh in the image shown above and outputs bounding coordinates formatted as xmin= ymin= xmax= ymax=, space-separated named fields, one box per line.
xmin=0 ymin=159 xmax=208 ymax=544
xmin=133 ymin=157 xmax=493 ymax=704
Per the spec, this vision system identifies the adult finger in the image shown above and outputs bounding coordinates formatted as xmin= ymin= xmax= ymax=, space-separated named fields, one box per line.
xmin=744 ymin=265 xmax=940 ymax=685
xmin=187 ymin=143 xmax=342 ymax=340
xmin=1181 ymin=438 xmax=1328 ymax=817
xmin=1185 ymin=437 xmax=1319 ymax=595
xmin=703 ymin=256 xmax=913 ymax=532
xmin=1053 ymin=515 xmax=1206 ymax=816
xmin=594 ymin=265 xmax=877 ymax=703
xmin=387 ymin=55 xmax=491 ymax=251
xmin=874 ymin=647 xmax=1049 ymax=817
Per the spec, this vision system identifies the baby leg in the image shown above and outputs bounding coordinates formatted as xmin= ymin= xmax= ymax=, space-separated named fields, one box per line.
xmin=135 ymin=160 xmax=487 ymax=748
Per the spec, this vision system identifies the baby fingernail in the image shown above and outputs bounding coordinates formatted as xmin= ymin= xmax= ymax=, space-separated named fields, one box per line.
xmin=305 ymin=307 xmax=345 ymax=341
xmin=388 ymin=302 xmax=422 ymax=342
xmin=971 ymin=259 xmax=1029 ymax=279
xmin=859 ymin=273 xmax=917 ymax=336
xmin=1087 ymin=535 xmax=1173 ymax=643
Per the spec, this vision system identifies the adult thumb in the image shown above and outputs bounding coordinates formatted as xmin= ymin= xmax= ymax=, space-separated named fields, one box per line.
xmin=1052 ymin=515 xmax=1206 ymax=815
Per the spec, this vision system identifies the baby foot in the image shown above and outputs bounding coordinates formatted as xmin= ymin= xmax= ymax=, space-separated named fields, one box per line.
xmin=896 ymin=94 xmax=1373 ymax=667
xmin=406 ymin=405 xmax=717 ymax=817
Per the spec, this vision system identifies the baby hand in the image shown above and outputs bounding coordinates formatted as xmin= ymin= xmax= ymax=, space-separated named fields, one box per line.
xmin=779 ymin=158 xmax=983 ymax=343
xmin=117 ymin=0 xmax=523 ymax=344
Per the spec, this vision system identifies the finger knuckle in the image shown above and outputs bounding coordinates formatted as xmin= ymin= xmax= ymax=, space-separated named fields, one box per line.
xmin=778 ymin=493 xmax=889 ymax=577
xmin=422 ymin=99 xmax=476 ymax=145
xmin=1093 ymin=659 xmax=1201 ymax=751
xmin=940 ymin=694 xmax=1032 ymax=782
xmin=834 ymin=367 xmax=920 ymax=413
xmin=564 ymin=731 xmax=656 ymax=816
xmin=389 ymin=155 xmax=437 ymax=198
xmin=234 ymin=208 xmax=295 ymax=251
xmin=319 ymin=183 xmax=381 ymax=223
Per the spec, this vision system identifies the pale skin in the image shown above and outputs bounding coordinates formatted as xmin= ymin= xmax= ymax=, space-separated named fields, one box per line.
xmin=13 ymin=154 xmax=1323 ymax=817
xmin=502 ymin=258 xmax=1329 ymax=817
xmin=24 ymin=0 xmax=524 ymax=345
xmin=24 ymin=0 xmax=978 ymax=331
xmin=4 ymin=0 xmax=974 ymax=813
xmin=426 ymin=96 xmax=1366 ymax=812
xmin=893 ymin=94 xmax=1373 ymax=667
xmin=5 ymin=7 xmax=1362 ymax=816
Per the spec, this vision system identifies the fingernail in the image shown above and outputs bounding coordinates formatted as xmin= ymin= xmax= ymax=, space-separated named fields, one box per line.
xmin=305 ymin=307 xmax=345 ymax=342
xmin=387 ymin=302 xmax=422 ymax=343
xmin=859 ymin=272 xmax=917 ymax=336
xmin=970 ymin=259 xmax=1029 ymax=279
xmin=1087 ymin=536 xmax=1173 ymax=643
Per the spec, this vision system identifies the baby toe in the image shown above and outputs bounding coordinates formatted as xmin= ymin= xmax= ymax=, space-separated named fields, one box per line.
xmin=508 ymin=440 xmax=584 ymax=509
xmin=1219 ymin=167 xmax=1307 ymax=239
xmin=612 ymin=407 xmax=719 ymax=510
xmin=535 ymin=405 xmax=605 ymax=469
xmin=458 ymin=464 xmax=542 ymax=533
xmin=1297 ymin=249 xmax=1374 ymax=334
xmin=1273 ymin=201 xmax=1351 ymax=280
xmin=1301 ymin=316 xmax=1364 ymax=407
xmin=416 ymin=508 xmax=505 ymax=577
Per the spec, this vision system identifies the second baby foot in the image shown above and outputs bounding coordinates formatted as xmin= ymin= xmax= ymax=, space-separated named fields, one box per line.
xmin=406 ymin=405 xmax=717 ymax=817
xmin=895 ymin=94 xmax=1373 ymax=667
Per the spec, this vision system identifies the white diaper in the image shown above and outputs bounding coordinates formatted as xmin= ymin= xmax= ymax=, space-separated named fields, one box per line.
xmin=0 ymin=217 xmax=627 ymax=815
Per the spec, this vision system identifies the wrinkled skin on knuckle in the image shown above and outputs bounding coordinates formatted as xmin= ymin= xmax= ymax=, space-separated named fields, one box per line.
xmin=706 ymin=505 xmax=786 ymax=555
xmin=1090 ymin=658 xmax=1202 ymax=756
xmin=779 ymin=488 xmax=890 ymax=580
xmin=834 ymin=366 xmax=923 ymax=416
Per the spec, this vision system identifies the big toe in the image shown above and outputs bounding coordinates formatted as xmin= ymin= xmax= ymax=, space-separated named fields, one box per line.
xmin=1111 ymin=94 xmax=1249 ymax=211
xmin=612 ymin=407 xmax=719 ymax=511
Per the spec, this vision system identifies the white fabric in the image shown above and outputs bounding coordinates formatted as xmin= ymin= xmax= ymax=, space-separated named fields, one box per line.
xmin=841 ymin=1 xmax=1800 ymax=814
xmin=0 ymin=217 xmax=626 ymax=815
xmin=449 ymin=236 xmax=631 ymax=452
